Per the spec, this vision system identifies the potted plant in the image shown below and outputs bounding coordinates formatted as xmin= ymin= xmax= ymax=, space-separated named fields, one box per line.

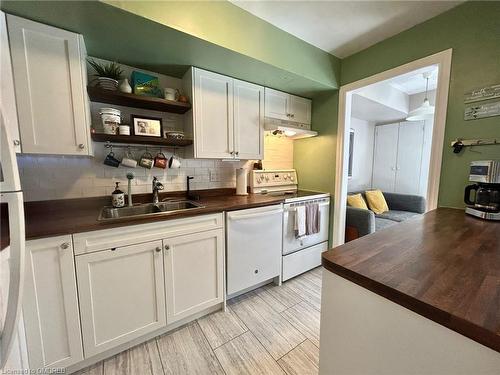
xmin=87 ymin=58 xmax=124 ymax=90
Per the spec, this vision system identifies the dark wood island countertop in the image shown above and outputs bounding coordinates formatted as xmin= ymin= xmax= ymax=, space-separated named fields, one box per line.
xmin=322 ymin=208 xmax=500 ymax=353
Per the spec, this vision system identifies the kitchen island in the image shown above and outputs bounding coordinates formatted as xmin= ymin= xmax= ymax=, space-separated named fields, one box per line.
xmin=320 ymin=208 xmax=500 ymax=374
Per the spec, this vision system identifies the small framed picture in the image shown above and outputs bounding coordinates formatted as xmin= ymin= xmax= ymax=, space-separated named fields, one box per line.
xmin=131 ymin=115 xmax=163 ymax=137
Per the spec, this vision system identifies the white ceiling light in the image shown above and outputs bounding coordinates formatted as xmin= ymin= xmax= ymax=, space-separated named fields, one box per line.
xmin=406 ymin=72 xmax=435 ymax=121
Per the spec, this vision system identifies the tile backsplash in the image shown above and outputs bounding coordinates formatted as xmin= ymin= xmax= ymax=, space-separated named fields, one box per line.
xmin=17 ymin=144 xmax=253 ymax=201
xmin=17 ymin=135 xmax=293 ymax=202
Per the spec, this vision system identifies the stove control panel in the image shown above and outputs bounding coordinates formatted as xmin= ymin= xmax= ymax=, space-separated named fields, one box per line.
xmin=249 ymin=169 xmax=298 ymax=193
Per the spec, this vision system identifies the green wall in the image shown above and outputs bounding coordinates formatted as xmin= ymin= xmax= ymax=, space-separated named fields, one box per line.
xmin=1 ymin=1 xmax=340 ymax=96
xmin=294 ymin=91 xmax=338 ymax=195
xmin=340 ymin=1 xmax=500 ymax=208
xmin=104 ymin=1 xmax=339 ymax=90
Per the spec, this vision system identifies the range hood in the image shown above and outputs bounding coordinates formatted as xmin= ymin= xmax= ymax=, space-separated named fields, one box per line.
xmin=264 ymin=117 xmax=318 ymax=139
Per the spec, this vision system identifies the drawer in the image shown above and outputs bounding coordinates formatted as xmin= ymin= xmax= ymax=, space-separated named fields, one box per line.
xmin=73 ymin=213 xmax=223 ymax=255
xmin=282 ymin=241 xmax=328 ymax=281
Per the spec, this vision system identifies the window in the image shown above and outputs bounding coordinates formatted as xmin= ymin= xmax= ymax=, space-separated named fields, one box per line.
xmin=348 ymin=129 xmax=354 ymax=178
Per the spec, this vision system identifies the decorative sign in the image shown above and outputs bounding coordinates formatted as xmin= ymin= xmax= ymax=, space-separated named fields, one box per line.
xmin=464 ymin=100 xmax=500 ymax=120
xmin=464 ymin=83 xmax=500 ymax=103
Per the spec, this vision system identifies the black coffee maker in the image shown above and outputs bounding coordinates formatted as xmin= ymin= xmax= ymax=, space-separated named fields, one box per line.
xmin=464 ymin=160 xmax=500 ymax=220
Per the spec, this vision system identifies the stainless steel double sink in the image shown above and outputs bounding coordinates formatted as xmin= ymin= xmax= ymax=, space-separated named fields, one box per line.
xmin=98 ymin=200 xmax=204 ymax=221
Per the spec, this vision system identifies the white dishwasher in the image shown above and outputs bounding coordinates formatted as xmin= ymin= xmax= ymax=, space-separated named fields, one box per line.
xmin=226 ymin=204 xmax=283 ymax=297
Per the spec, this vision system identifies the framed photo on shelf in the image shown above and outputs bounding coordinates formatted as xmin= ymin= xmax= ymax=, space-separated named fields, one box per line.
xmin=131 ymin=115 xmax=163 ymax=137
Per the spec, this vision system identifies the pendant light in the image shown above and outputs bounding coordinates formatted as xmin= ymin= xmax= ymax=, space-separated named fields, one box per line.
xmin=406 ymin=72 xmax=435 ymax=121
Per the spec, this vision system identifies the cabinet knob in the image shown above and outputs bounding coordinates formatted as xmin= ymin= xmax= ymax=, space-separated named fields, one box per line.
xmin=78 ymin=143 xmax=85 ymax=149
xmin=165 ymin=245 xmax=170 ymax=251
xmin=155 ymin=247 xmax=161 ymax=252
xmin=254 ymin=269 xmax=259 ymax=274
xmin=60 ymin=242 xmax=70 ymax=250
xmin=13 ymin=139 xmax=20 ymax=146
xmin=291 ymin=114 xmax=295 ymax=118
xmin=230 ymin=151 xmax=235 ymax=155
xmin=235 ymin=151 xmax=239 ymax=156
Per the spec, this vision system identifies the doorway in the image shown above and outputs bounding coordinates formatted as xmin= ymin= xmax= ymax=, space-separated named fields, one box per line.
xmin=333 ymin=49 xmax=452 ymax=247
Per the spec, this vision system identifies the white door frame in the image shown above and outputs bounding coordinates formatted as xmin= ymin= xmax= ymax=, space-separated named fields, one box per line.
xmin=333 ymin=49 xmax=452 ymax=247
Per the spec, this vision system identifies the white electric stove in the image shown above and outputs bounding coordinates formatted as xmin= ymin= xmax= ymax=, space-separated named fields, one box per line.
xmin=250 ymin=169 xmax=330 ymax=281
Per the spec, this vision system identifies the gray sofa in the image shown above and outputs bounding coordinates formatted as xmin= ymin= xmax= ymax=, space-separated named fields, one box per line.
xmin=346 ymin=191 xmax=426 ymax=238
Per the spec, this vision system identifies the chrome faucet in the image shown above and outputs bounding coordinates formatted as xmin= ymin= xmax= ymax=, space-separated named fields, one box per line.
xmin=152 ymin=176 xmax=164 ymax=204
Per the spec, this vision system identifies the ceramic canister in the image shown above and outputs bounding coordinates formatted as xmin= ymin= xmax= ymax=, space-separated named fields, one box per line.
xmin=100 ymin=108 xmax=121 ymax=135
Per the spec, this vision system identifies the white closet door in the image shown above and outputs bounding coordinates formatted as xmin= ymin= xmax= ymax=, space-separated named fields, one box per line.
xmin=394 ymin=121 xmax=425 ymax=195
xmin=372 ymin=123 xmax=399 ymax=192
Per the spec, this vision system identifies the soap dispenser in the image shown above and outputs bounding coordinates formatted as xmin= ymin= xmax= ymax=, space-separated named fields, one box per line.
xmin=111 ymin=182 xmax=125 ymax=208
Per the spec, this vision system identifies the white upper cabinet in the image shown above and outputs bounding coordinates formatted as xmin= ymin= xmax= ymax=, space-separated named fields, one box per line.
xmin=289 ymin=95 xmax=312 ymax=125
xmin=233 ymin=79 xmax=264 ymax=160
xmin=7 ymin=15 xmax=91 ymax=155
xmin=76 ymin=240 xmax=166 ymax=358
xmin=191 ymin=68 xmax=234 ymax=159
xmin=1 ymin=11 xmax=21 ymax=153
xmin=265 ymin=88 xmax=312 ymax=126
xmin=184 ymin=67 xmax=264 ymax=159
xmin=264 ymin=88 xmax=289 ymax=121
xmin=23 ymin=235 xmax=83 ymax=369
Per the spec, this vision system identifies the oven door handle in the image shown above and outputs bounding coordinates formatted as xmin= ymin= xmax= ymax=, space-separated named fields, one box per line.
xmin=285 ymin=202 xmax=330 ymax=212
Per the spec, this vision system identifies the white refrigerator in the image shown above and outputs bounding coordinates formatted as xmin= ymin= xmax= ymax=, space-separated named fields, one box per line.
xmin=0 ymin=110 xmax=25 ymax=369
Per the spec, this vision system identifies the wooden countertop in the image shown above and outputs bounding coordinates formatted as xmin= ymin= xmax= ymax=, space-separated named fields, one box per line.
xmin=322 ymin=208 xmax=500 ymax=353
xmin=0 ymin=189 xmax=287 ymax=249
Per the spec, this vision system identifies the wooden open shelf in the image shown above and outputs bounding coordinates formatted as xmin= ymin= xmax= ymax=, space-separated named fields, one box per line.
xmin=91 ymin=133 xmax=193 ymax=147
xmin=87 ymin=86 xmax=191 ymax=114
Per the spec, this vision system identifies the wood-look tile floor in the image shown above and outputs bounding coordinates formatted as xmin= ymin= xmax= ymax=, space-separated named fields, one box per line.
xmin=74 ymin=267 xmax=323 ymax=375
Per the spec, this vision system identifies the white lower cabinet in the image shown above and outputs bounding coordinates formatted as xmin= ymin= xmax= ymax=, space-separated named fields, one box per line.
xmin=164 ymin=229 xmax=224 ymax=324
xmin=23 ymin=235 xmax=83 ymax=369
xmin=76 ymin=240 xmax=166 ymax=357
xmin=22 ymin=214 xmax=226 ymax=369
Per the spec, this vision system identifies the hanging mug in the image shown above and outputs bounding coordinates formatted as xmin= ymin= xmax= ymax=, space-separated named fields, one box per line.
xmin=121 ymin=149 xmax=137 ymax=168
xmin=103 ymin=151 xmax=120 ymax=168
xmin=139 ymin=151 xmax=154 ymax=169
xmin=154 ymin=152 xmax=167 ymax=169
xmin=168 ymin=154 xmax=181 ymax=169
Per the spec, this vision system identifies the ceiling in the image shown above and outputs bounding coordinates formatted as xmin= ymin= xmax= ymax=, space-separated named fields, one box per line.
xmin=231 ymin=1 xmax=462 ymax=58
xmin=388 ymin=66 xmax=438 ymax=95
xmin=352 ymin=65 xmax=438 ymax=122
xmin=351 ymin=94 xmax=407 ymax=123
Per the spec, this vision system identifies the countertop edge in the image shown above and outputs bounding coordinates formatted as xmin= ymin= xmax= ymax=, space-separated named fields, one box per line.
xmin=1 ymin=196 xmax=287 ymax=249
xmin=321 ymin=257 xmax=500 ymax=353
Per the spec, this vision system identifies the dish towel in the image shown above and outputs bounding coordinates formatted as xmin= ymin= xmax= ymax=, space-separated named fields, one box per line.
xmin=306 ymin=203 xmax=320 ymax=235
xmin=294 ymin=205 xmax=306 ymax=238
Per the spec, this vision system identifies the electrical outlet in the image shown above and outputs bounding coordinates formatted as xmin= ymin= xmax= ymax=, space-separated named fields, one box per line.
xmin=209 ymin=169 xmax=220 ymax=182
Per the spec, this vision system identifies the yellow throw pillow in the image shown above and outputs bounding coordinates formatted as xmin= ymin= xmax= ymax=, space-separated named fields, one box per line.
xmin=365 ymin=190 xmax=389 ymax=214
xmin=347 ymin=193 xmax=368 ymax=210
